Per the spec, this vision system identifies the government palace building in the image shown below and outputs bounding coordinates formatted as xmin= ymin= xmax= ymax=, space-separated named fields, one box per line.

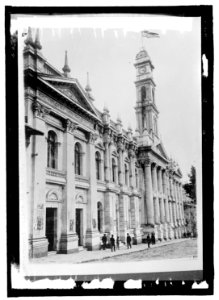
xmin=24 ymin=28 xmax=186 ymax=258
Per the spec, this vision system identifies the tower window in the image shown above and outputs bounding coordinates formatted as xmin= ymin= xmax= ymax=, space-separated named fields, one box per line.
xmin=141 ymin=86 xmax=146 ymax=101
xmin=47 ymin=130 xmax=58 ymax=169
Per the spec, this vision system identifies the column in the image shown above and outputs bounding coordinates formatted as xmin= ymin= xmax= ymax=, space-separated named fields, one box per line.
xmin=144 ymin=159 xmax=154 ymax=225
xmin=170 ymin=176 xmax=177 ymax=227
xmin=152 ymin=164 xmax=160 ymax=224
xmin=129 ymin=149 xmax=135 ymax=188
xmin=59 ymin=119 xmax=78 ymax=253
xmin=163 ymin=171 xmax=170 ymax=223
xmin=118 ymin=143 xmax=124 ymax=185
xmin=85 ymin=132 xmax=100 ymax=250
xmin=180 ymin=184 xmax=185 ymax=225
xmin=30 ymin=102 xmax=48 ymax=258
xmin=158 ymin=168 xmax=165 ymax=224
xmin=104 ymin=139 xmax=110 ymax=182
xmin=177 ymin=182 xmax=182 ymax=224
xmin=118 ymin=193 xmax=128 ymax=243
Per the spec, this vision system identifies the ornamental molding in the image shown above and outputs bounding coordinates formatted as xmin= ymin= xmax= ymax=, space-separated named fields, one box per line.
xmin=32 ymin=101 xmax=51 ymax=119
xmin=37 ymin=90 xmax=94 ymax=129
xmin=137 ymin=151 xmax=151 ymax=166
xmin=87 ymin=131 xmax=98 ymax=144
xmin=65 ymin=119 xmax=78 ymax=134
xmin=75 ymin=191 xmax=87 ymax=204
xmin=46 ymin=189 xmax=60 ymax=202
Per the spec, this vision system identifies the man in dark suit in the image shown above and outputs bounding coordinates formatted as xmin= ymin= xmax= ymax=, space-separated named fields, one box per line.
xmin=127 ymin=233 xmax=132 ymax=249
xmin=110 ymin=234 xmax=116 ymax=252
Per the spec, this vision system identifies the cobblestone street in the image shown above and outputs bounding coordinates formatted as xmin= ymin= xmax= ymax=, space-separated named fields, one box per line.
xmin=31 ymin=238 xmax=197 ymax=264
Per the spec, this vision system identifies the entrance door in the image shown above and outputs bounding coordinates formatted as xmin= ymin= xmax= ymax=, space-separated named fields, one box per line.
xmin=76 ymin=209 xmax=83 ymax=246
xmin=46 ymin=208 xmax=57 ymax=251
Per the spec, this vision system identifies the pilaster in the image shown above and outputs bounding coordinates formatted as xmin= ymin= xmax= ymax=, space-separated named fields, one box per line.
xmin=59 ymin=119 xmax=78 ymax=254
xmin=144 ymin=158 xmax=154 ymax=225
xmin=29 ymin=101 xmax=49 ymax=258
xmin=85 ymin=132 xmax=100 ymax=250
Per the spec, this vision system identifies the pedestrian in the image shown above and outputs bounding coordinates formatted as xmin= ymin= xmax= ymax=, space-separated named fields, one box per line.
xmin=110 ymin=234 xmax=116 ymax=252
xmin=116 ymin=236 xmax=120 ymax=250
xmin=102 ymin=234 xmax=107 ymax=250
xmin=127 ymin=233 xmax=132 ymax=249
xmin=146 ymin=234 xmax=151 ymax=248
xmin=151 ymin=232 xmax=155 ymax=245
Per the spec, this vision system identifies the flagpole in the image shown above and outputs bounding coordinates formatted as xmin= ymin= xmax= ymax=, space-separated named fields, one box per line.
xmin=141 ymin=33 xmax=144 ymax=49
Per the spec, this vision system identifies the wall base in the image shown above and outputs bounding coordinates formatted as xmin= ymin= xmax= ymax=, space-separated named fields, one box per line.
xmin=85 ymin=230 xmax=100 ymax=251
xmin=29 ymin=237 xmax=48 ymax=258
xmin=58 ymin=233 xmax=79 ymax=254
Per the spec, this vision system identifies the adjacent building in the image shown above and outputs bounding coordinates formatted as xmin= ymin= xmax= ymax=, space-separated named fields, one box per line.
xmin=24 ymin=28 xmax=186 ymax=258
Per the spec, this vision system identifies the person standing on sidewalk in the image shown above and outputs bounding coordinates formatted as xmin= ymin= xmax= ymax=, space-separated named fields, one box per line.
xmin=110 ymin=235 xmax=116 ymax=252
xmin=116 ymin=236 xmax=120 ymax=250
xmin=151 ymin=232 xmax=155 ymax=245
xmin=127 ymin=233 xmax=132 ymax=249
xmin=146 ymin=234 xmax=151 ymax=248
xmin=102 ymin=234 xmax=107 ymax=250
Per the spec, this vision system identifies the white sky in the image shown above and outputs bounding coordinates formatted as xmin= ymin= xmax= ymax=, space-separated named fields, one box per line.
xmin=15 ymin=15 xmax=201 ymax=182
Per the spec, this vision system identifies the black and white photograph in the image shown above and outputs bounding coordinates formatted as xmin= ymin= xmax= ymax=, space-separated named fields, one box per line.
xmin=5 ymin=6 xmax=214 ymax=295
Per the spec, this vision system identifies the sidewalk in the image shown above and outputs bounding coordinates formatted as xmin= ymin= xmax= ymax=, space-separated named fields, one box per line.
xmin=31 ymin=238 xmax=189 ymax=264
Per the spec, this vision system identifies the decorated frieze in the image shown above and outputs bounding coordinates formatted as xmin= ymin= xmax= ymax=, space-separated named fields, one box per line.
xmin=37 ymin=90 xmax=94 ymax=129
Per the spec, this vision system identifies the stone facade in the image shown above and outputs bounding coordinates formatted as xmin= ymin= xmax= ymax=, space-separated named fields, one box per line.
xmin=24 ymin=29 xmax=186 ymax=258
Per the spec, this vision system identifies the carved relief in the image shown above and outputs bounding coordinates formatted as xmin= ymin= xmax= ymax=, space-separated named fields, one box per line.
xmin=87 ymin=132 xmax=98 ymax=144
xmin=32 ymin=101 xmax=50 ymax=119
xmin=69 ymin=219 xmax=74 ymax=231
xmin=46 ymin=190 xmax=59 ymax=202
xmin=65 ymin=119 xmax=78 ymax=134
xmin=138 ymin=151 xmax=151 ymax=166
xmin=36 ymin=216 xmax=44 ymax=230
xmin=75 ymin=191 xmax=87 ymax=204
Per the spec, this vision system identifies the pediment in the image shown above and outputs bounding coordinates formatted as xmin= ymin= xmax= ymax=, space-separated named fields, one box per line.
xmin=155 ymin=142 xmax=169 ymax=160
xmin=40 ymin=76 xmax=99 ymax=118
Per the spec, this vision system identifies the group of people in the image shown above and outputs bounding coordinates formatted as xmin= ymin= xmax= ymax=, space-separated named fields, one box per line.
xmin=100 ymin=233 xmax=132 ymax=252
xmin=146 ymin=232 xmax=156 ymax=248
xmin=100 ymin=232 xmax=156 ymax=251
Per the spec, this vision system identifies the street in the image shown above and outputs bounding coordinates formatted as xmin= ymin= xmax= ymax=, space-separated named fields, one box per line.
xmin=99 ymin=238 xmax=197 ymax=263
xmin=31 ymin=238 xmax=197 ymax=264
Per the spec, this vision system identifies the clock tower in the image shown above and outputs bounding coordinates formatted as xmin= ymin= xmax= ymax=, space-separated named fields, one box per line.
xmin=134 ymin=48 xmax=159 ymax=140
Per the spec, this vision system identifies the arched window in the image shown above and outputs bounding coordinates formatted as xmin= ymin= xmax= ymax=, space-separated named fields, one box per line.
xmin=75 ymin=143 xmax=82 ymax=175
xmin=125 ymin=164 xmax=129 ymax=186
xmin=47 ymin=130 xmax=58 ymax=169
xmin=97 ymin=202 xmax=103 ymax=232
xmin=135 ymin=168 xmax=138 ymax=188
xmin=95 ymin=151 xmax=101 ymax=180
xmin=141 ymin=86 xmax=146 ymax=101
xmin=112 ymin=158 xmax=116 ymax=183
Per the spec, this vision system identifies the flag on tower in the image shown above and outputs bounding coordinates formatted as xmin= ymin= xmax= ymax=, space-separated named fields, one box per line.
xmin=141 ymin=30 xmax=160 ymax=38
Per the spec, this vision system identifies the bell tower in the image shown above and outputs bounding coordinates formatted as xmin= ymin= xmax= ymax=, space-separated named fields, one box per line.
xmin=134 ymin=48 xmax=159 ymax=139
